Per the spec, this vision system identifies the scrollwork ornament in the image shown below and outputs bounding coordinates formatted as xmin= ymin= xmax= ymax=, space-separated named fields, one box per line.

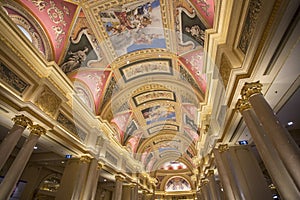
xmin=29 ymin=124 xmax=46 ymax=136
xmin=241 ymin=81 xmax=263 ymax=100
xmin=236 ymin=99 xmax=252 ymax=113
xmin=12 ymin=115 xmax=33 ymax=128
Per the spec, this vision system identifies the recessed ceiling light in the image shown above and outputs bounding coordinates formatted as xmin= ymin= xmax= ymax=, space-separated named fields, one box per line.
xmin=33 ymin=146 xmax=38 ymax=150
xmin=287 ymin=121 xmax=293 ymax=126
xmin=104 ymin=179 xmax=107 ymax=182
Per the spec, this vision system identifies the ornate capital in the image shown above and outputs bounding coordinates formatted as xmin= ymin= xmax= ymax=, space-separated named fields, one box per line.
xmin=115 ymin=174 xmax=125 ymax=182
xmin=12 ymin=115 xmax=32 ymax=128
xmin=241 ymin=81 xmax=263 ymax=100
xmin=207 ymin=169 xmax=214 ymax=177
xmin=80 ymin=156 xmax=92 ymax=163
xmin=29 ymin=124 xmax=46 ymax=136
xmin=97 ymin=163 xmax=103 ymax=170
xmin=218 ymin=144 xmax=229 ymax=153
xmin=236 ymin=99 xmax=252 ymax=112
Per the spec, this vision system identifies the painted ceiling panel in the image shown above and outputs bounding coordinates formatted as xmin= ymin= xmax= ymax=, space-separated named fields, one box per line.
xmin=19 ymin=0 xmax=78 ymax=62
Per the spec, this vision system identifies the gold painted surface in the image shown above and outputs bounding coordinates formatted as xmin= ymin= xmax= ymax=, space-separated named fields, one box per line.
xmin=236 ymin=98 xmax=252 ymax=112
xmin=241 ymin=81 xmax=263 ymax=99
xmin=35 ymin=86 xmax=62 ymax=118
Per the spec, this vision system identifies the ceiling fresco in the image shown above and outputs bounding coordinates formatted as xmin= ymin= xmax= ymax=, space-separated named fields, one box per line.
xmin=2 ymin=0 xmax=215 ymax=183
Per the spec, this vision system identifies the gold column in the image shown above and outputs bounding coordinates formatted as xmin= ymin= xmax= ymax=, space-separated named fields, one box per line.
xmin=0 ymin=115 xmax=32 ymax=170
xmin=55 ymin=156 xmax=91 ymax=200
xmin=236 ymin=98 xmax=300 ymax=198
xmin=241 ymin=81 xmax=300 ymax=189
xmin=0 ymin=124 xmax=45 ymax=200
xmin=214 ymin=144 xmax=273 ymax=200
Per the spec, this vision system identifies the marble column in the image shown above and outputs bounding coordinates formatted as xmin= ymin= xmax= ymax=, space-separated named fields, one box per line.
xmin=207 ymin=170 xmax=222 ymax=200
xmin=55 ymin=156 xmax=91 ymax=200
xmin=201 ymin=180 xmax=211 ymax=200
xmin=214 ymin=144 xmax=273 ymax=200
xmin=113 ymin=174 xmax=124 ymax=200
xmin=241 ymin=81 xmax=300 ymax=189
xmin=130 ymin=182 xmax=138 ymax=200
xmin=90 ymin=163 xmax=102 ymax=200
xmin=0 ymin=124 xmax=45 ymax=200
xmin=0 ymin=114 xmax=32 ymax=170
xmin=81 ymin=158 xmax=101 ymax=200
xmin=237 ymin=99 xmax=300 ymax=198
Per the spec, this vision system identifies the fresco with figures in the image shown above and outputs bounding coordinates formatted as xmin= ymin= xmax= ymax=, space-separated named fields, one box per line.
xmin=100 ymin=0 xmax=166 ymax=56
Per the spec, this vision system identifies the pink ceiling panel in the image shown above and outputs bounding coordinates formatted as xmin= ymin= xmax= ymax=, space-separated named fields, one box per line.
xmin=20 ymin=0 xmax=78 ymax=62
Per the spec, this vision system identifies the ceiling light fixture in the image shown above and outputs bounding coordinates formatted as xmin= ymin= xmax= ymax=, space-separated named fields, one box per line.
xmin=287 ymin=121 xmax=293 ymax=126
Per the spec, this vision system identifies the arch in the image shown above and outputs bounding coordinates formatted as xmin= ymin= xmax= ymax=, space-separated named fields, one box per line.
xmin=2 ymin=1 xmax=54 ymax=61
xmin=164 ymin=176 xmax=192 ymax=192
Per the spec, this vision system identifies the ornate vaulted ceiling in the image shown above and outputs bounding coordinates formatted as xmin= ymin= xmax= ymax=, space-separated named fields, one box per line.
xmin=1 ymin=0 xmax=215 ymax=173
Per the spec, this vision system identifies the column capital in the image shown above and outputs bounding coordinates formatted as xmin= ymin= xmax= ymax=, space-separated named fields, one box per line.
xmin=12 ymin=115 xmax=32 ymax=128
xmin=97 ymin=162 xmax=103 ymax=170
xmin=207 ymin=169 xmax=214 ymax=176
xmin=241 ymin=81 xmax=263 ymax=100
xmin=218 ymin=144 xmax=229 ymax=153
xmin=115 ymin=174 xmax=125 ymax=182
xmin=236 ymin=99 xmax=252 ymax=112
xmin=29 ymin=124 xmax=46 ymax=136
xmin=80 ymin=156 xmax=92 ymax=163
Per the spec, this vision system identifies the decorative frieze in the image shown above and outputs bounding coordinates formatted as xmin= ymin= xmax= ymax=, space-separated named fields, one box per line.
xmin=0 ymin=61 xmax=29 ymax=94
xmin=238 ymin=0 xmax=262 ymax=54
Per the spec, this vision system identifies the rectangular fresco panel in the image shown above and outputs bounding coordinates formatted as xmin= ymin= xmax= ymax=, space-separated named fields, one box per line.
xmin=99 ymin=0 xmax=166 ymax=56
xmin=133 ymin=90 xmax=176 ymax=106
xmin=148 ymin=124 xmax=179 ymax=135
xmin=120 ymin=59 xmax=173 ymax=82
xmin=142 ymin=105 xmax=176 ymax=125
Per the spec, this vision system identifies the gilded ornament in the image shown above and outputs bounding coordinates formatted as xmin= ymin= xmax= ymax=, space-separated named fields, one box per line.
xmin=236 ymin=98 xmax=252 ymax=112
xmin=29 ymin=124 xmax=46 ymax=136
xmin=80 ymin=156 xmax=92 ymax=163
xmin=241 ymin=81 xmax=263 ymax=99
xmin=218 ymin=144 xmax=229 ymax=153
xmin=238 ymin=0 xmax=262 ymax=54
xmin=12 ymin=115 xmax=33 ymax=128
xmin=35 ymin=86 xmax=62 ymax=117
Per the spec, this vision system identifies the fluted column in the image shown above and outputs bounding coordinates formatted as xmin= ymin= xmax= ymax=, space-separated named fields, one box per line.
xmin=207 ymin=170 xmax=222 ymax=200
xmin=0 ymin=124 xmax=45 ymax=200
xmin=55 ymin=156 xmax=91 ymax=200
xmin=114 ymin=174 xmax=124 ymax=200
xmin=0 ymin=115 xmax=32 ymax=170
xmin=81 ymin=158 xmax=100 ymax=200
xmin=237 ymin=99 xmax=300 ymax=198
xmin=214 ymin=144 xmax=273 ymax=200
xmin=241 ymin=81 xmax=300 ymax=189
